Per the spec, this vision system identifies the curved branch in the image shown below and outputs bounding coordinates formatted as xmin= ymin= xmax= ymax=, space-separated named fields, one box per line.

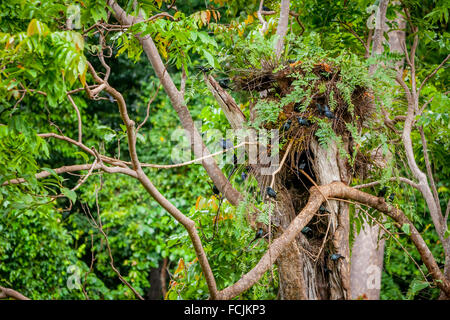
xmin=353 ymin=177 xmax=420 ymax=190
xmin=66 ymin=94 xmax=83 ymax=143
xmin=106 ymin=0 xmax=242 ymax=206
xmin=216 ymin=182 xmax=450 ymax=299
xmin=0 ymin=286 xmax=30 ymax=300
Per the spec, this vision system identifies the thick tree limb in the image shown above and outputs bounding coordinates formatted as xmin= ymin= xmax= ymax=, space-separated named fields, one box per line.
xmin=275 ymin=0 xmax=290 ymax=60
xmin=215 ymin=182 xmax=450 ymax=299
xmin=106 ymin=0 xmax=242 ymax=206
xmin=1 ymin=163 xmax=101 ymax=186
xmin=0 ymin=286 xmax=30 ymax=300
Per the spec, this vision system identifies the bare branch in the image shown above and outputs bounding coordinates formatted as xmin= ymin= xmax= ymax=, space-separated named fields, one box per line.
xmin=257 ymin=0 xmax=269 ymax=35
xmin=67 ymin=94 xmax=83 ymax=143
xmin=418 ymin=54 xmax=450 ymax=96
xmin=0 ymin=286 xmax=30 ymax=300
xmin=418 ymin=126 xmax=442 ymax=214
xmin=106 ymin=0 xmax=242 ymax=205
xmin=2 ymin=163 xmax=100 ymax=186
xmin=275 ymin=0 xmax=290 ymax=60
xmin=137 ymin=83 xmax=161 ymax=132
xmin=353 ymin=177 xmax=420 ymax=190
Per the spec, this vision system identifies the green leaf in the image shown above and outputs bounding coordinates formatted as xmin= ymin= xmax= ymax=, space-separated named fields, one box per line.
xmin=61 ymin=187 xmax=77 ymax=204
xmin=42 ymin=167 xmax=60 ymax=181
xmin=401 ymin=223 xmax=411 ymax=236
xmin=410 ymin=280 xmax=430 ymax=295
xmin=202 ymin=49 xmax=215 ymax=68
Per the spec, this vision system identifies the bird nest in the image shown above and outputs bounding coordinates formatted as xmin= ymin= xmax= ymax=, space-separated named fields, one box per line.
xmin=229 ymin=59 xmax=376 ymax=203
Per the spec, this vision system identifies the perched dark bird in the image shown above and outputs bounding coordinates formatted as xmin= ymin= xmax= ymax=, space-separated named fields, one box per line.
xmin=330 ymin=253 xmax=345 ymax=261
xmin=324 ymin=265 xmax=331 ymax=274
xmin=388 ymin=193 xmax=396 ymax=202
xmin=297 ymin=116 xmax=311 ymax=126
xmin=319 ymin=205 xmax=329 ymax=214
xmin=282 ymin=119 xmax=292 ymax=131
xmin=241 ymin=171 xmax=248 ymax=181
xmin=262 ymin=5 xmax=272 ymax=11
xmin=212 ymin=185 xmax=220 ymax=195
xmin=301 ymin=226 xmax=313 ymax=236
xmin=316 ymin=103 xmax=324 ymax=114
xmin=221 ymin=139 xmax=234 ymax=150
xmin=233 ymin=154 xmax=238 ymax=166
xmin=378 ymin=186 xmax=388 ymax=198
xmin=298 ymin=161 xmax=306 ymax=170
xmin=218 ymin=78 xmax=231 ymax=89
xmin=266 ymin=186 xmax=277 ymax=199
xmin=250 ymin=228 xmax=264 ymax=244
xmin=323 ymin=104 xmax=335 ymax=119
xmin=196 ymin=65 xmax=213 ymax=72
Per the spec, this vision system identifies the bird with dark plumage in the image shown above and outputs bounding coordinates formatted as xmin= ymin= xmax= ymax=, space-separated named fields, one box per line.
xmin=250 ymin=228 xmax=264 ymax=244
xmin=330 ymin=253 xmax=345 ymax=261
xmin=298 ymin=161 xmax=306 ymax=170
xmin=282 ymin=119 xmax=292 ymax=132
xmin=301 ymin=226 xmax=313 ymax=236
xmin=221 ymin=138 xmax=234 ymax=150
xmin=316 ymin=103 xmax=324 ymax=114
xmin=319 ymin=205 xmax=329 ymax=214
xmin=212 ymin=185 xmax=220 ymax=195
xmin=378 ymin=186 xmax=388 ymax=198
xmin=323 ymin=104 xmax=335 ymax=119
xmin=218 ymin=78 xmax=231 ymax=89
xmin=297 ymin=116 xmax=311 ymax=126
xmin=266 ymin=186 xmax=277 ymax=199
xmin=388 ymin=193 xmax=395 ymax=202
xmin=262 ymin=5 xmax=272 ymax=11
xmin=241 ymin=171 xmax=248 ymax=181
xmin=196 ymin=65 xmax=213 ymax=72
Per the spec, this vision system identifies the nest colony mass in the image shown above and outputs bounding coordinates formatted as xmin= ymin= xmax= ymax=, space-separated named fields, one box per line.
xmin=231 ymin=59 xmax=376 ymax=188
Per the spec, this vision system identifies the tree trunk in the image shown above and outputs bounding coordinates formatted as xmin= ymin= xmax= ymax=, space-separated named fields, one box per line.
xmin=267 ymin=139 xmax=351 ymax=300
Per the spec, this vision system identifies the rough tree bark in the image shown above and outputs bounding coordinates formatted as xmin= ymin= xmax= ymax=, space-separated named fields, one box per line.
xmin=350 ymin=0 xmax=390 ymax=300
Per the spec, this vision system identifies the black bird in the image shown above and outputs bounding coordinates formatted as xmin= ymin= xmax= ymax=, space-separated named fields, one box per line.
xmin=250 ymin=228 xmax=264 ymax=244
xmin=233 ymin=154 xmax=238 ymax=166
xmin=297 ymin=116 xmax=311 ymax=126
xmin=388 ymin=193 xmax=395 ymax=202
xmin=323 ymin=104 xmax=335 ymax=119
xmin=324 ymin=265 xmax=331 ymax=274
xmin=266 ymin=186 xmax=277 ymax=199
xmin=212 ymin=185 xmax=220 ymax=195
xmin=221 ymin=139 xmax=234 ymax=150
xmin=218 ymin=78 xmax=231 ymax=89
xmin=282 ymin=119 xmax=292 ymax=131
xmin=262 ymin=5 xmax=272 ymax=11
xmin=378 ymin=186 xmax=388 ymax=198
xmin=301 ymin=226 xmax=313 ymax=236
xmin=196 ymin=65 xmax=213 ymax=72
xmin=319 ymin=205 xmax=329 ymax=214
xmin=298 ymin=161 xmax=306 ymax=170
xmin=330 ymin=253 xmax=345 ymax=261
xmin=316 ymin=103 xmax=324 ymax=114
